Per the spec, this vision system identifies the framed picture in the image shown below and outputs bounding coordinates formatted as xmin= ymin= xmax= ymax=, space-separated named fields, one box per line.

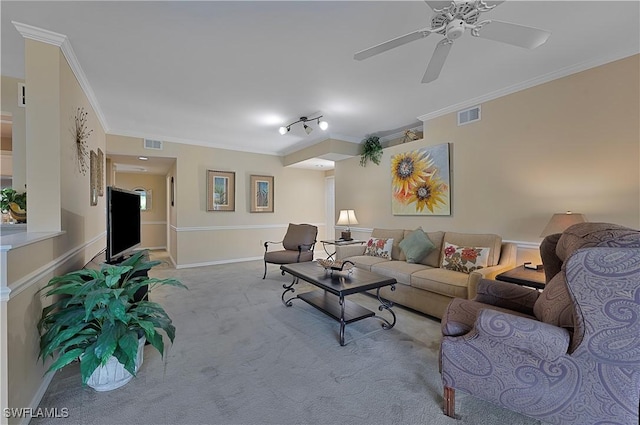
xmin=391 ymin=142 xmax=451 ymax=215
xmin=250 ymin=175 xmax=274 ymax=213
xmin=207 ymin=170 xmax=235 ymax=211
xmin=89 ymin=150 xmax=98 ymax=206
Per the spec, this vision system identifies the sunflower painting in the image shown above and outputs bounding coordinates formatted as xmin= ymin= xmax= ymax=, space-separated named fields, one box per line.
xmin=391 ymin=143 xmax=451 ymax=215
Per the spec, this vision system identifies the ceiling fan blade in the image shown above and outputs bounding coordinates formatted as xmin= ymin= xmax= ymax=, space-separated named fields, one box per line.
xmin=354 ymin=29 xmax=431 ymax=61
xmin=422 ymin=39 xmax=453 ymax=83
xmin=475 ymin=20 xmax=551 ymax=49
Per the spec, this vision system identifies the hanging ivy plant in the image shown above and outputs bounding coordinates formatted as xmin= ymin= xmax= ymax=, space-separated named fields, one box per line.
xmin=360 ymin=136 xmax=383 ymax=167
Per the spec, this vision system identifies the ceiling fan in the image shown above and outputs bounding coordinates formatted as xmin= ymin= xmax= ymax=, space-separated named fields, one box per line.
xmin=354 ymin=0 xmax=551 ymax=84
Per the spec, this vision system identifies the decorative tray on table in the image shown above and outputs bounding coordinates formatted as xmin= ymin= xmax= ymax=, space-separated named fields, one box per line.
xmin=316 ymin=259 xmax=355 ymax=272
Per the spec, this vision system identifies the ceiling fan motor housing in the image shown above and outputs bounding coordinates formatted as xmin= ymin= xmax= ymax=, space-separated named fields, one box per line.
xmin=446 ymin=19 xmax=466 ymax=40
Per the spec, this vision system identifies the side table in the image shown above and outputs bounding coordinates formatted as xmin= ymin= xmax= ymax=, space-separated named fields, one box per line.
xmin=496 ymin=265 xmax=546 ymax=290
xmin=320 ymin=239 xmax=366 ymax=261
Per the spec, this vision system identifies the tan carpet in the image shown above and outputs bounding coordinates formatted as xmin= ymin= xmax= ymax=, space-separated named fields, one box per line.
xmin=32 ymin=252 xmax=544 ymax=425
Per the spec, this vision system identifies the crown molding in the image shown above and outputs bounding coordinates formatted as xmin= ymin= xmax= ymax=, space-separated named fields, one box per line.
xmin=418 ymin=49 xmax=640 ymax=123
xmin=12 ymin=21 xmax=110 ymax=133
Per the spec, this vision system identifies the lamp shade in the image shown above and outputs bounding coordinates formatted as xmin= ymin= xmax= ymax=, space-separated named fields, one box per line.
xmin=336 ymin=210 xmax=358 ymax=227
xmin=540 ymin=211 xmax=587 ymax=237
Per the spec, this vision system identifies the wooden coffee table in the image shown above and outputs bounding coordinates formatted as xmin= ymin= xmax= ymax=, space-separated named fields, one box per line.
xmin=280 ymin=261 xmax=397 ymax=346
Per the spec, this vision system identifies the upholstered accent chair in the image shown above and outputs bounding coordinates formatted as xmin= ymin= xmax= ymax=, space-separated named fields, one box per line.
xmin=439 ymin=223 xmax=640 ymax=425
xmin=263 ymin=223 xmax=318 ymax=279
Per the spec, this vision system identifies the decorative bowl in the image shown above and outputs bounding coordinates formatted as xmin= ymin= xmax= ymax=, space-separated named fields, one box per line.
xmin=317 ymin=259 xmax=355 ymax=272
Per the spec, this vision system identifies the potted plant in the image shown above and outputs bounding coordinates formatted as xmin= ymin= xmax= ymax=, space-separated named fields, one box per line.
xmin=37 ymin=250 xmax=187 ymax=391
xmin=1 ymin=188 xmax=27 ymax=222
xmin=360 ymin=136 xmax=383 ymax=167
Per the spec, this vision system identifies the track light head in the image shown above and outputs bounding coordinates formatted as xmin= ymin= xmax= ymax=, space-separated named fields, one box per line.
xmin=318 ymin=119 xmax=328 ymax=131
xmin=304 ymin=123 xmax=313 ymax=135
xmin=278 ymin=126 xmax=289 ymax=135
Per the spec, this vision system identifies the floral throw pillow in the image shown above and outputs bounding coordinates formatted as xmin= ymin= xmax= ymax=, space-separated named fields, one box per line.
xmin=364 ymin=238 xmax=393 ymax=259
xmin=441 ymin=242 xmax=490 ymax=274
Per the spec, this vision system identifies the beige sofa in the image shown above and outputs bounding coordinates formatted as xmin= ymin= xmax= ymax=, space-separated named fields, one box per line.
xmin=335 ymin=228 xmax=517 ymax=319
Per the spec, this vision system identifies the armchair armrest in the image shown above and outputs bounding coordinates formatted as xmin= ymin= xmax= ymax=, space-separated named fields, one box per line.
xmin=473 ymin=309 xmax=570 ymax=362
xmin=473 ymin=279 xmax=539 ymax=315
xmin=264 ymin=240 xmax=283 ymax=252
xmin=467 ymin=242 xmax=518 ymax=298
xmin=335 ymin=245 xmax=366 ymax=260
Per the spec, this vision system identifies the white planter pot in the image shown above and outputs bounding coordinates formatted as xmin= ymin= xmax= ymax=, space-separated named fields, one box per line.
xmin=86 ymin=337 xmax=145 ymax=392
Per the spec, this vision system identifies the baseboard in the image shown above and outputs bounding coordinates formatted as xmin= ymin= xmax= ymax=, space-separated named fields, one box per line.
xmin=175 ymin=256 xmax=263 ymax=269
xmin=17 ymin=371 xmax=55 ymax=425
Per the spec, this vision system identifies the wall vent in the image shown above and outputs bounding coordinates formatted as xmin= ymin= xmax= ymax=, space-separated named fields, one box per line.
xmin=144 ymin=139 xmax=163 ymax=150
xmin=18 ymin=83 xmax=26 ymax=107
xmin=457 ymin=105 xmax=480 ymax=126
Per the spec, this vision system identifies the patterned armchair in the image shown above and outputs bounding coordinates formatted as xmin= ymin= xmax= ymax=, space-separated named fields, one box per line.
xmin=263 ymin=223 xmax=317 ymax=279
xmin=439 ymin=223 xmax=640 ymax=425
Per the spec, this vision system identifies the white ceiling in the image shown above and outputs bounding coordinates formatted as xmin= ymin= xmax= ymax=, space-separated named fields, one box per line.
xmin=2 ymin=1 xmax=639 ymax=173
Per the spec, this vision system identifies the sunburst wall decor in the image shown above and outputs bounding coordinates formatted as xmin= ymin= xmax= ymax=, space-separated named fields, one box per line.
xmin=74 ymin=107 xmax=93 ymax=175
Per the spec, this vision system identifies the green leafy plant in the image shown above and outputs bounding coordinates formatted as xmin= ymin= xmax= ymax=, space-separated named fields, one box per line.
xmin=37 ymin=250 xmax=187 ymax=385
xmin=360 ymin=136 xmax=383 ymax=167
xmin=0 ymin=188 xmax=26 ymax=212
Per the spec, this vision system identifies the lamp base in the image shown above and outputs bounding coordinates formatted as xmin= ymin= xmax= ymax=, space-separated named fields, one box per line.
xmin=341 ymin=231 xmax=352 ymax=241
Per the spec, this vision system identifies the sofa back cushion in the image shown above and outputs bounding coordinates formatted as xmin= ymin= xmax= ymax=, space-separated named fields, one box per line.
xmin=442 ymin=232 xmax=502 ymax=266
xmin=371 ymin=229 xmax=405 ymax=260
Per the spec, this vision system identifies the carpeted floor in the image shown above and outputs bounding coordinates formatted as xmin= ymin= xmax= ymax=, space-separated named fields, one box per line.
xmin=32 ymin=252 xmax=544 ymax=425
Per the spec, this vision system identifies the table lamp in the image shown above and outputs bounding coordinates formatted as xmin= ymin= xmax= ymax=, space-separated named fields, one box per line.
xmin=336 ymin=209 xmax=358 ymax=241
xmin=540 ymin=211 xmax=587 ymax=237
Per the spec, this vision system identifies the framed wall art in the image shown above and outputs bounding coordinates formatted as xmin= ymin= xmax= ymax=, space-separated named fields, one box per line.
xmin=250 ymin=175 xmax=274 ymax=213
xmin=89 ymin=150 xmax=98 ymax=206
xmin=207 ymin=170 xmax=235 ymax=211
xmin=391 ymin=142 xmax=451 ymax=216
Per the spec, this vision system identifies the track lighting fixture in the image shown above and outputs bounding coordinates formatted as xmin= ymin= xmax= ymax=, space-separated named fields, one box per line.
xmin=278 ymin=115 xmax=328 ymax=136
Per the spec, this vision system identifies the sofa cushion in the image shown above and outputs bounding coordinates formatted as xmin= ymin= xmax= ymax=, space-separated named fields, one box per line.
xmin=418 ymin=231 xmax=444 ymax=268
xmin=371 ymin=229 xmax=405 ymax=260
xmin=442 ymin=232 xmax=502 ymax=266
xmin=364 ymin=237 xmax=393 ymax=259
xmin=399 ymin=228 xmax=435 ymax=263
xmin=441 ymin=243 xmax=490 ymax=274
xmin=410 ymin=268 xmax=469 ymax=299
xmin=343 ymin=255 xmax=390 ymax=271
xmin=371 ymin=261 xmax=431 ymax=286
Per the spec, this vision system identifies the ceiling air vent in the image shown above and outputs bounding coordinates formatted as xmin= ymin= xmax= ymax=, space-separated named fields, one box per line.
xmin=144 ymin=139 xmax=163 ymax=150
xmin=457 ymin=105 xmax=480 ymax=126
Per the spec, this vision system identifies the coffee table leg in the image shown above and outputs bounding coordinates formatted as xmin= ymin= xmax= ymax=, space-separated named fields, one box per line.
xmin=376 ymin=285 xmax=397 ymax=329
xmin=281 ymin=275 xmax=299 ymax=306
xmin=339 ymin=294 xmax=346 ymax=346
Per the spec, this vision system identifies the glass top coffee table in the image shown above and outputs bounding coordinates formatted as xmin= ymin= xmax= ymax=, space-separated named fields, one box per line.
xmin=280 ymin=261 xmax=397 ymax=346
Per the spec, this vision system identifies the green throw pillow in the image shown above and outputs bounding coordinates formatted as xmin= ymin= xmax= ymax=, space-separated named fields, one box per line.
xmin=399 ymin=229 xmax=435 ymax=263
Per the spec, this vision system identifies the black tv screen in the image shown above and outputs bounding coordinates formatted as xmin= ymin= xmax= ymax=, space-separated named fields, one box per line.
xmin=106 ymin=186 xmax=141 ymax=263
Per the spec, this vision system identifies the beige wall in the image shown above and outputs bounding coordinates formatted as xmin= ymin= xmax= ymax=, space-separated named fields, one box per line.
xmin=3 ymin=38 xmax=107 ymax=423
xmin=107 ymin=136 xmax=327 ymax=267
xmin=335 ymin=55 xmax=640 ymax=263
xmin=115 ymin=172 xmax=168 ymax=250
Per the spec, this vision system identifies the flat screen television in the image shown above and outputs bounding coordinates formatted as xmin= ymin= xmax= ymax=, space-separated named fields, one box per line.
xmin=106 ymin=186 xmax=141 ymax=263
